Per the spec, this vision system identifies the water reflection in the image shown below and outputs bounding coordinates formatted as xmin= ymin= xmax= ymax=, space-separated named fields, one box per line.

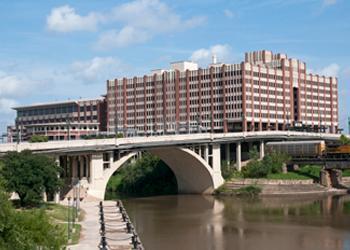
xmin=123 ymin=195 xmax=350 ymax=250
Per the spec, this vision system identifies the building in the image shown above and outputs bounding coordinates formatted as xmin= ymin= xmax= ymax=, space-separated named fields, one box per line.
xmin=10 ymin=97 xmax=107 ymax=142
xmin=106 ymin=50 xmax=339 ymax=135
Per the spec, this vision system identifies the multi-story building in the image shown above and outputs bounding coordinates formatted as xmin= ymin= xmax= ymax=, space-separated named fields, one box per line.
xmin=10 ymin=97 xmax=107 ymax=141
xmin=106 ymin=50 xmax=339 ymax=135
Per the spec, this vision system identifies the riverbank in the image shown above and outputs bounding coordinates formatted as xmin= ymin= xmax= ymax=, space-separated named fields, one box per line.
xmin=215 ymin=177 xmax=350 ymax=197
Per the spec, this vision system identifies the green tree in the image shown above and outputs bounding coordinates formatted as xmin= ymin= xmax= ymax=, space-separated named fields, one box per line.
xmin=262 ymin=151 xmax=290 ymax=174
xmin=0 ymin=188 xmax=65 ymax=249
xmin=108 ymin=153 xmax=177 ymax=197
xmin=0 ymin=151 xmax=62 ymax=207
xmin=29 ymin=135 xmax=49 ymax=143
xmin=248 ymin=146 xmax=259 ymax=160
xmin=340 ymin=134 xmax=350 ymax=145
xmin=242 ymin=152 xmax=290 ymax=178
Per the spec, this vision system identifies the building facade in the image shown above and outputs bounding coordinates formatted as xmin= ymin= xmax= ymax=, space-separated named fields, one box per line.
xmin=11 ymin=98 xmax=107 ymax=142
xmin=106 ymin=50 xmax=339 ymax=135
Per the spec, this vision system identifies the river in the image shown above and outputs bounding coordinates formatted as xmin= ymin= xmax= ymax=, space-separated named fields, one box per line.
xmin=123 ymin=194 xmax=350 ymax=250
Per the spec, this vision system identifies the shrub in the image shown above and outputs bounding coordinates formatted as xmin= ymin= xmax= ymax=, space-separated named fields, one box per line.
xmin=243 ymin=160 xmax=269 ymax=178
xmin=233 ymin=185 xmax=262 ymax=197
xmin=116 ymin=133 xmax=124 ymax=138
xmin=340 ymin=134 xmax=350 ymax=145
xmin=29 ymin=135 xmax=48 ymax=143
xmin=242 ymin=152 xmax=290 ymax=178
xmin=0 ymin=188 xmax=65 ymax=249
xmin=221 ymin=161 xmax=237 ymax=180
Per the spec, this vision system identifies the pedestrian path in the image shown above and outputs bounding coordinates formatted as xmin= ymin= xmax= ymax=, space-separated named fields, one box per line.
xmin=68 ymin=201 xmax=132 ymax=250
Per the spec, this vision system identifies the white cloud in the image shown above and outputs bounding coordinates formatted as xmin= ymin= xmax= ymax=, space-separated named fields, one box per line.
xmin=110 ymin=0 xmax=205 ymax=32
xmin=0 ymin=73 xmax=23 ymax=97
xmin=47 ymin=5 xmax=101 ymax=32
xmin=69 ymin=57 xmax=123 ymax=83
xmin=47 ymin=1 xmax=205 ymax=47
xmin=0 ymin=71 xmax=39 ymax=98
xmin=96 ymin=27 xmax=150 ymax=49
xmin=190 ymin=44 xmax=233 ymax=66
xmin=323 ymin=0 xmax=337 ymax=6
xmin=311 ymin=63 xmax=340 ymax=77
xmin=223 ymin=9 xmax=234 ymax=19
xmin=0 ymin=98 xmax=17 ymax=114
xmin=98 ymin=0 xmax=205 ymax=49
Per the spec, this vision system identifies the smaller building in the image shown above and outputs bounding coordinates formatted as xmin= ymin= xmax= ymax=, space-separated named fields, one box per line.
xmin=10 ymin=97 xmax=107 ymax=142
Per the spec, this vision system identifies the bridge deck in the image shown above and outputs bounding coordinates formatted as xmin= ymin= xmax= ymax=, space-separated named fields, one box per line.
xmin=0 ymin=131 xmax=341 ymax=155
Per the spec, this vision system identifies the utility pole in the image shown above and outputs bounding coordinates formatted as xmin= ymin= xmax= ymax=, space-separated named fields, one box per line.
xmin=348 ymin=116 xmax=350 ymax=135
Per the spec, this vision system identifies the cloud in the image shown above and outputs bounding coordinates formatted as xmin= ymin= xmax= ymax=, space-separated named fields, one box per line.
xmin=190 ymin=44 xmax=233 ymax=66
xmin=96 ymin=27 xmax=150 ymax=49
xmin=223 ymin=9 xmax=234 ymax=19
xmin=99 ymin=0 xmax=205 ymax=49
xmin=311 ymin=63 xmax=340 ymax=77
xmin=69 ymin=57 xmax=123 ymax=83
xmin=47 ymin=1 xmax=205 ymax=48
xmin=110 ymin=0 xmax=205 ymax=32
xmin=0 ymin=71 xmax=39 ymax=98
xmin=0 ymin=98 xmax=17 ymax=114
xmin=47 ymin=5 xmax=101 ymax=32
xmin=323 ymin=0 xmax=337 ymax=6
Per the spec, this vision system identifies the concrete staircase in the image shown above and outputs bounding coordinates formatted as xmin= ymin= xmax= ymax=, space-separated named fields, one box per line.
xmin=62 ymin=186 xmax=89 ymax=202
xmin=225 ymin=180 xmax=330 ymax=195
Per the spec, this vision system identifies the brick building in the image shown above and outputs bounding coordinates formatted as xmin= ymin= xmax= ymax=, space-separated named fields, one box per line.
xmin=106 ymin=50 xmax=338 ymax=135
xmin=10 ymin=97 xmax=107 ymax=141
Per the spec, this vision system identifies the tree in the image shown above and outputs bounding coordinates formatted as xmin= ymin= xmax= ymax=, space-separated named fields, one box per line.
xmin=108 ymin=153 xmax=177 ymax=197
xmin=29 ymin=135 xmax=49 ymax=143
xmin=0 ymin=188 xmax=65 ymax=249
xmin=340 ymin=134 xmax=350 ymax=145
xmin=242 ymin=152 xmax=291 ymax=178
xmin=0 ymin=151 xmax=62 ymax=207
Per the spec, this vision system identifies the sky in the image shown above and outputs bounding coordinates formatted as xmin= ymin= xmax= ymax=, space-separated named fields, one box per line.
xmin=0 ymin=0 xmax=349 ymax=134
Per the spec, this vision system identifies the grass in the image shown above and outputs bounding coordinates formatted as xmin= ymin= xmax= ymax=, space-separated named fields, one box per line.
xmin=38 ymin=203 xmax=83 ymax=246
xmin=266 ymin=172 xmax=312 ymax=180
xmin=42 ymin=203 xmax=84 ymax=222
xmin=296 ymin=165 xmax=322 ymax=180
xmin=57 ymin=223 xmax=81 ymax=245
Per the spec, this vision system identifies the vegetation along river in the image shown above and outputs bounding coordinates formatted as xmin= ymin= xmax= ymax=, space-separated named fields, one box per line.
xmin=122 ymin=194 xmax=350 ymax=250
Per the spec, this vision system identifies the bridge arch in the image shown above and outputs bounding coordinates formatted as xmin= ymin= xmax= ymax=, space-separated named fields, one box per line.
xmin=87 ymin=147 xmax=224 ymax=200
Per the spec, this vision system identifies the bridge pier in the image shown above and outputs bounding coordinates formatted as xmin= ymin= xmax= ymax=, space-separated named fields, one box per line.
xmin=259 ymin=140 xmax=264 ymax=159
xmin=54 ymin=156 xmax=60 ymax=203
xmin=236 ymin=142 xmax=241 ymax=171
xmin=204 ymin=144 xmax=209 ymax=163
xmin=320 ymin=169 xmax=343 ymax=188
xmin=225 ymin=144 xmax=230 ymax=166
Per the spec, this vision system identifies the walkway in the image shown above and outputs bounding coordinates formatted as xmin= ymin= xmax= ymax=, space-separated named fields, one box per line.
xmin=69 ymin=201 xmax=132 ymax=250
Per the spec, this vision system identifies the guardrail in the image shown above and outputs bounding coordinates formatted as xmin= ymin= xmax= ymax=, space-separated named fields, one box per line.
xmin=99 ymin=201 xmax=144 ymax=250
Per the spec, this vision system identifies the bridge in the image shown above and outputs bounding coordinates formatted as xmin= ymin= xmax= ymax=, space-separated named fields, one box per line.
xmin=0 ymin=131 xmax=342 ymax=201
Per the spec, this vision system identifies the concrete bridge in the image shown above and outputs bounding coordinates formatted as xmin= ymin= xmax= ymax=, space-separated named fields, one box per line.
xmin=0 ymin=131 xmax=341 ymax=200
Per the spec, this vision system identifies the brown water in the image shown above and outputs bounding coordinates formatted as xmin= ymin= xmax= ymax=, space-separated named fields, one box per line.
xmin=123 ymin=195 xmax=350 ymax=250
